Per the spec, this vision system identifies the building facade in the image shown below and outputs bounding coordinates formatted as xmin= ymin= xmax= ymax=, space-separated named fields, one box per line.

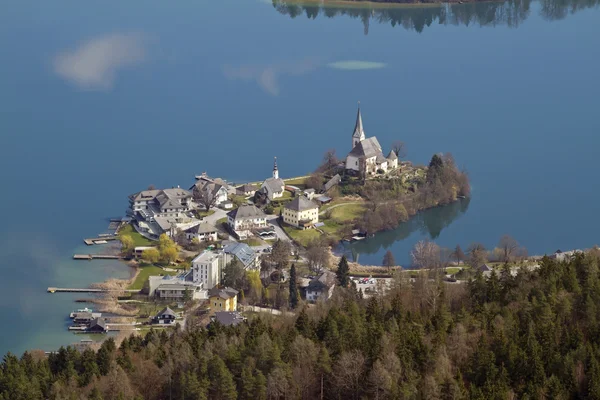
xmin=191 ymin=250 xmax=223 ymax=290
xmin=227 ymin=204 xmax=267 ymax=239
xmin=283 ymin=196 xmax=319 ymax=228
xmin=208 ymin=287 xmax=238 ymax=312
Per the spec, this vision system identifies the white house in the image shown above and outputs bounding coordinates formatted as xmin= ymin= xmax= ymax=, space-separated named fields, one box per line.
xmin=128 ymin=187 xmax=194 ymax=238
xmin=184 ymin=223 xmax=218 ymax=242
xmin=283 ymin=196 xmax=319 ymax=228
xmin=260 ymin=157 xmax=285 ymax=200
xmin=190 ymin=174 xmax=229 ymax=207
xmin=227 ymin=204 xmax=267 ymax=239
xmin=345 ymin=105 xmax=398 ymax=177
xmin=191 ymin=250 xmax=223 ymax=290
xmin=306 ymin=270 xmax=336 ymax=302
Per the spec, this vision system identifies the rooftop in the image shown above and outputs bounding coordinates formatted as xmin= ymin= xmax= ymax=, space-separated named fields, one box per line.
xmin=192 ymin=250 xmax=222 ymax=264
xmin=348 ymin=136 xmax=383 ymax=159
xmin=285 ymin=196 xmax=318 ymax=212
xmin=185 ymin=223 xmax=217 ymax=234
xmin=227 ymin=204 xmax=266 ymax=220
xmin=208 ymin=286 xmax=238 ymax=300
xmin=224 ymin=242 xmax=257 ymax=268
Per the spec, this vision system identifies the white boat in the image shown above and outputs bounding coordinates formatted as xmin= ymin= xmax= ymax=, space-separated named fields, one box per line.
xmin=69 ymin=308 xmax=93 ymax=318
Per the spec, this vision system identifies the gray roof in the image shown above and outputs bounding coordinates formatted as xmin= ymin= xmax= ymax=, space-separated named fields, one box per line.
xmin=208 ymin=286 xmax=239 ymax=300
xmin=237 ymin=184 xmax=259 ymax=193
xmin=285 ymin=196 xmax=318 ymax=212
xmin=227 ymin=204 xmax=266 ymax=221
xmin=213 ymin=311 xmax=245 ymax=326
xmin=224 ymin=242 xmax=257 ymax=268
xmin=387 ymin=150 xmax=398 ymax=160
xmin=352 ymin=106 xmax=365 ymax=139
xmin=308 ymin=270 xmax=336 ymax=292
xmin=185 ymin=223 xmax=217 ymax=234
xmin=262 ymin=177 xmax=285 ymax=194
xmin=304 ymin=188 xmax=315 ymax=194
xmin=323 ymin=174 xmax=341 ymax=192
xmin=73 ymin=312 xmax=93 ymax=320
xmin=156 ymin=307 xmax=176 ymax=318
xmin=154 ymin=217 xmax=173 ymax=231
xmin=348 ymin=137 xmax=383 ymax=159
xmin=129 ymin=189 xmax=162 ymax=202
xmin=480 ymin=264 xmax=492 ymax=272
xmin=376 ymin=153 xmax=387 ymax=163
xmin=88 ymin=318 xmax=107 ymax=331
xmin=190 ymin=180 xmax=224 ymax=198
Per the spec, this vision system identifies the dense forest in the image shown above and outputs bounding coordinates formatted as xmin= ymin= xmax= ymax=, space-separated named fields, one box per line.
xmin=3 ymin=252 xmax=600 ymax=399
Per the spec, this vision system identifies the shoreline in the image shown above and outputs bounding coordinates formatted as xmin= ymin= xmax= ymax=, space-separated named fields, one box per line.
xmin=273 ymin=0 xmax=497 ymax=9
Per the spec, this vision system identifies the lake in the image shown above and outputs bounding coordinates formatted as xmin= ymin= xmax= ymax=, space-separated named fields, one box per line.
xmin=0 ymin=0 xmax=599 ymax=355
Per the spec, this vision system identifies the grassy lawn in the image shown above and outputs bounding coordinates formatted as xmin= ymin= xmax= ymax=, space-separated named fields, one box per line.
xmin=321 ymin=220 xmax=345 ymax=240
xmin=330 ymin=204 xmax=366 ymax=222
xmin=281 ymin=190 xmax=293 ymax=199
xmin=195 ymin=209 xmax=216 ymax=218
xmin=119 ymin=224 xmax=154 ymax=247
xmin=283 ymin=226 xmax=321 ymax=247
xmin=241 ymin=237 xmax=263 ymax=246
xmin=284 ymin=177 xmax=308 ymax=187
xmin=217 ymin=217 xmax=227 ymax=225
xmin=129 ymin=264 xmax=178 ymax=290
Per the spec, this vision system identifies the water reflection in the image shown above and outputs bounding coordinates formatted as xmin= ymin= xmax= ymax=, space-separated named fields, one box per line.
xmin=272 ymin=0 xmax=599 ymax=34
xmin=337 ymin=197 xmax=470 ymax=263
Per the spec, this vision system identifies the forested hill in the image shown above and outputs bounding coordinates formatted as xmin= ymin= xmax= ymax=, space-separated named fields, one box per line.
xmin=3 ymin=253 xmax=600 ymax=399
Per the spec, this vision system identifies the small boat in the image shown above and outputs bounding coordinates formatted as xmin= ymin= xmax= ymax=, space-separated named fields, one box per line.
xmin=69 ymin=308 xmax=93 ymax=318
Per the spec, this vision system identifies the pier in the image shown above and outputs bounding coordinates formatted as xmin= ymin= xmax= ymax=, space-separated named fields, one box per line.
xmin=47 ymin=287 xmax=139 ymax=293
xmin=84 ymin=236 xmax=119 ymax=245
xmin=73 ymin=254 xmax=122 ymax=260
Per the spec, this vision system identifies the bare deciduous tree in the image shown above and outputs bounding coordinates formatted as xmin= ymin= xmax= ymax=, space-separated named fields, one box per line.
xmin=317 ymin=149 xmax=339 ymax=173
xmin=332 ymin=350 xmax=365 ymax=400
xmin=192 ymin=182 xmax=219 ymax=212
xmin=410 ymin=240 xmax=441 ymax=269
xmin=391 ymin=141 xmax=407 ymax=159
xmin=497 ymin=235 xmax=519 ymax=263
xmin=467 ymin=242 xmax=488 ymax=268
xmin=306 ymin=239 xmax=330 ymax=274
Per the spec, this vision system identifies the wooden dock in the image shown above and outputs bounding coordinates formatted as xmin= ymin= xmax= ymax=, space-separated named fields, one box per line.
xmin=84 ymin=236 xmax=119 ymax=245
xmin=73 ymin=254 xmax=122 ymax=260
xmin=47 ymin=287 xmax=139 ymax=293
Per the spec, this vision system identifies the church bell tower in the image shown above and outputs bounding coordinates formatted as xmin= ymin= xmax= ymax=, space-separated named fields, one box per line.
xmin=352 ymin=102 xmax=365 ymax=148
xmin=273 ymin=157 xmax=279 ymax=180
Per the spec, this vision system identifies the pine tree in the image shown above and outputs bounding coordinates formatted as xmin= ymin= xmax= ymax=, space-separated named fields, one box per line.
xmin=336 ymin=256 xmax=350 ymax=287
xmin=382 ymin=250 xmax=396 ymax=272
xmin=208 ymin=356 xmax=237 ymax=400
xmin=289 ymin=263 xmax=300 ymax=309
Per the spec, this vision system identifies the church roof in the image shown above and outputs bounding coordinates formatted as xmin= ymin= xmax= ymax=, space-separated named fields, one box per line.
xmin=387 ymin=150 xmax=398 ymax=160
xmin=285 ymin=196 xmax=318 ymax=212
xmin=352 ymin=106 xmax=364 ymax=138
xmin=262 ymin=177 xmax=285 ymax=193
xmin=376 ymin=154 xmax=387 ymax=163
xmin=348 ymin=137 xmax=383 ymax=159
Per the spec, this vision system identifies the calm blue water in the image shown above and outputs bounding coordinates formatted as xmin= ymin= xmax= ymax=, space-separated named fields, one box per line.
xmin=1 ymin=0 xmax=599 ymax=355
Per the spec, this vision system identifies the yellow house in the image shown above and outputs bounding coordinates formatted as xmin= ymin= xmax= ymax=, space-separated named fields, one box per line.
xmin=208 ymin=287 xmax=238 ymax=312
xmin=283 ymin=196 xmax=319 ymax=228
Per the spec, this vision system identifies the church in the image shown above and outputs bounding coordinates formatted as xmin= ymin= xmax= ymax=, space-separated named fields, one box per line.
xmin=260 ymin=157 xmax=285 ymax=200
xmin=345 ymin=105 xmax=398 ymax=177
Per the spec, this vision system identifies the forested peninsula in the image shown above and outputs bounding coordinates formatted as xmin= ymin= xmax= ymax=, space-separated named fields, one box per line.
xmin=3 ymin=252 xmax=600 ymax=399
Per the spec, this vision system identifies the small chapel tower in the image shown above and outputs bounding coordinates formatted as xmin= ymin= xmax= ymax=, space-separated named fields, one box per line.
xmin=352 ymin=102 xmax=365 ymax=148
xmin=273 ymin=157 xmax=279 ymax=180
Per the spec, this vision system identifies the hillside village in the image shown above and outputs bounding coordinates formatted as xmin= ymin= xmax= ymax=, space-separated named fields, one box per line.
xmin=114 ymin=104 xmax=469 ymax=328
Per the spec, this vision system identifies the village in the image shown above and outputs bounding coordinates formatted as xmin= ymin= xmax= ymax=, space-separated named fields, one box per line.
xmin=54 ymin=104 xmax=474 ymax=336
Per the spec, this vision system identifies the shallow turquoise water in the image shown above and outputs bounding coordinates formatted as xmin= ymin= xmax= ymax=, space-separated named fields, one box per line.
xmin=0 ymin=0 xmax=599 ymax=354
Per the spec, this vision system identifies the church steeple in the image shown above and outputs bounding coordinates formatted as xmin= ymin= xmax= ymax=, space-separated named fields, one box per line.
xmin=352 ymin=102 xmax=365 ymax=148
xmin=273 ymin=157 xmax=279 ymax=180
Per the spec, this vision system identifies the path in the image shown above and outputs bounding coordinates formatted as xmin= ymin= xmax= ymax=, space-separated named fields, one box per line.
xmin=203 ymin=208 xmax=228 ymax=226
xmin=242 ymin=305 xmax=295 ymax=317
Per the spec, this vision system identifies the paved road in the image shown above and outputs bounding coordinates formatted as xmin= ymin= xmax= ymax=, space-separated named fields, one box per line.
xmin=267 ymin=216 xmax=291 ymax=242
xmin=203 ymin=208 xmax=228 ymax=226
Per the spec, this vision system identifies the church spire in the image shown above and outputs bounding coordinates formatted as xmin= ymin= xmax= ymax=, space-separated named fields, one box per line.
xmin=352 ymin=101 xmax=365 ymax=148
xmin=273 ymin=157 xmax=279 ymax=180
